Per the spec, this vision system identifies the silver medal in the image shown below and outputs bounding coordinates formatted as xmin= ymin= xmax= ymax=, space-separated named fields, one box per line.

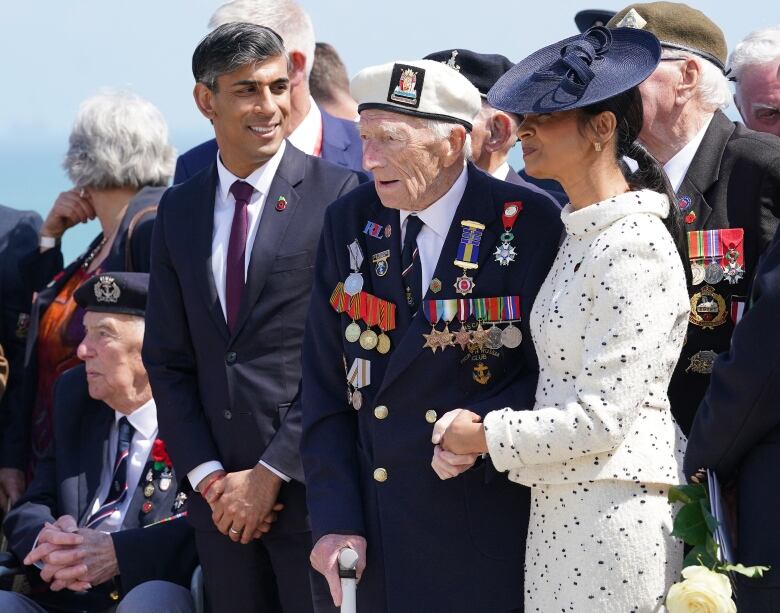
xmin=704 ymin=261 xmax=724 ymax=285
xmin=690 ymin=261 xmax=705 ymax=285
xmin=344 ymin=272 xmax=364 ymax=296
xmin=485 ymin=325 xmax=503 ymax=350
xmin=501 ymin=324 xmax=523 ymax=348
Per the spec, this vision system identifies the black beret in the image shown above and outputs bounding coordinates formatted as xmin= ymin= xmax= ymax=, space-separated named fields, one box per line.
xmin=74 ymin=272 xmax=149 ymax=317
xmin=423 ymin=49 xmax=514 ymax=97
xmin=575 ymin=9 xmax=617 ymax=33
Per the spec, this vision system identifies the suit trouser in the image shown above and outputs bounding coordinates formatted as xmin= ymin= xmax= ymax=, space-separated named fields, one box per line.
xmin=196 ymin=529 xmax=337 ymax=613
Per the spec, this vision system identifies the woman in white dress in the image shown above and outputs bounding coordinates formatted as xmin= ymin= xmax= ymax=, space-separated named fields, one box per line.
xmin=432 ymin=26 xmax=690 ymax=611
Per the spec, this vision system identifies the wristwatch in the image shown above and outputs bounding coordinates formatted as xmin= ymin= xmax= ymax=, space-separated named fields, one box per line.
xmin=39 ymin=235 xmax=59 ymax=249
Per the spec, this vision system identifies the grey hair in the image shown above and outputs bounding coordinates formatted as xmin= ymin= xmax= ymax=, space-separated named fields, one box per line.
xmin=662 ymin=48 xmax=731 ymax=112
xmin=192 ymin=22 xmax=289 ymax=90
xmin=63 ymin=90 xmax=175 ymax=190
xmin=422 ymin=119 xmax=473 ymax=161
xmin=728 ymin=25 xmax=780 ymax=82
xmin=209 ymin=0 xmax=315 ymax=78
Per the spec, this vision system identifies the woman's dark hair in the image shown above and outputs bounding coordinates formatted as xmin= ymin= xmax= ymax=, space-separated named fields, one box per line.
xmin=578 ymin=86 xmax=690 ymax=284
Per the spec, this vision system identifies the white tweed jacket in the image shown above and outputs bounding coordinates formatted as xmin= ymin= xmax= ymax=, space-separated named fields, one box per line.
xmin=484 ymin=190 xmax=689 ymax=487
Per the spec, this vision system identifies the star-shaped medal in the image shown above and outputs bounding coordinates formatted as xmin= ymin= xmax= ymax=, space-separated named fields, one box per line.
xmin=423 ymin=328 xmax=441 ymax=353
xmin=494 ymin=242 xmax=516 ymax=266
xmin=453 ymin=327 xmax=472 ymax=350
xmin=437 ymin=324 xmax=455 ymax=351
xmin=470 ymin=324 xmax=489 ymax=351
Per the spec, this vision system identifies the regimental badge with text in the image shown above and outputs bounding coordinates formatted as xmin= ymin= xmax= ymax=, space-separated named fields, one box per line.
xmin=689 ymin=285 xmax=727 ymax=330
xmin=94 ymin=275 xmax=121 ymax=303
xmin=372 ymin=250 xmax=390 ymax=277
xmin=453 ymin=220 xmax=484 ymax=295
xmin=388 ymin=64 xmax=425 ymax=108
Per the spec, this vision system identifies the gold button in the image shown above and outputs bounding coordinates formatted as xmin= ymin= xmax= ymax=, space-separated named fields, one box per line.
xmin=110 ymin=590 xmax=120 ymax=601
xmin=425 ymin=409 xmax=438 ymax=424
xmin=373 ymin=468 xmax=388 ymax=482
xmin=374 ymin=405 xmax=389 ymax=420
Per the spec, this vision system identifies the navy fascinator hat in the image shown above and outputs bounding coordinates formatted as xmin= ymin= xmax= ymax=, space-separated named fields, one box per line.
xmin=487 ymin=26 xmax=661 ymax=115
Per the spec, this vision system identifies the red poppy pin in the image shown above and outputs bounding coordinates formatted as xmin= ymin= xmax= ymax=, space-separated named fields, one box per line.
xmin=151 ymin=439 xmax=173 ymax=472
xmin=275 ymin=196 xmax=287 ymax=212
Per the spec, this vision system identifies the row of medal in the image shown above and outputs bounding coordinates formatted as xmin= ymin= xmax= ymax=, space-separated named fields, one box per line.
xmin=330 ymin=282 xmax=396 ymax=354
xmin=687 ymin=229 xmax=745 ymax=286
xmin=140 ymin=466 xmax=175 ymax=515
xmin=422 ymin=296 xmax=523 ymax=353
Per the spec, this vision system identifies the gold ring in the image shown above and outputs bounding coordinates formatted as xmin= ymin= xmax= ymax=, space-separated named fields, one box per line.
xmin=229 ymin=527 xmax=242 ymax=535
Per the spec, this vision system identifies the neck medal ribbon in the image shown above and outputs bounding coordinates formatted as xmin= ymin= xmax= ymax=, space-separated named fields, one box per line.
xmin=494 ymin=202 xmax=522 ymax=266
xmin=453 ymin=220 xmax=484 ymax=295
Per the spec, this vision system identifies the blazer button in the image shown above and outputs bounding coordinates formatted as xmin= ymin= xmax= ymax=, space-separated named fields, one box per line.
xmin=223 ymin=409 xmax=232 ymax=420
xmin=373 ymin=468 xmax=388 ymax=482
xmin=225 ymin=351 xmax=237 ymax=365
xmin=374 ymin=405 xmax=388 ymax=420
xmin=425 ymin=410 xmax=438 ymax=424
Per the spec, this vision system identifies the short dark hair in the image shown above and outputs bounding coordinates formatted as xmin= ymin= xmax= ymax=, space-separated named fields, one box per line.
xmin=192 ymin=22 xmax=288 ymax=90
xmin=310 ymin=42 xmax=349 ymax=104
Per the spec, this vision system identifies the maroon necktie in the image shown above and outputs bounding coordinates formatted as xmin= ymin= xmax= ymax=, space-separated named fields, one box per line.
xmin=226 ymin=180 xmax=254 ymax=332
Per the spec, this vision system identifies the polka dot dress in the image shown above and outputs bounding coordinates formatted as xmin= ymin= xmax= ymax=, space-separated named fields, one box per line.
xmin=484 ymin=190 xmax=690 ymax=611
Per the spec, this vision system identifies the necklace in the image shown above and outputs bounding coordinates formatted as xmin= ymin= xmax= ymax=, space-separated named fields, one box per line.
xmin=81 ymin=236 xmax=108 ymax=271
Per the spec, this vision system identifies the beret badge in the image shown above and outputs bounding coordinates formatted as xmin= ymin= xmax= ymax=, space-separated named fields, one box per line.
xmin=94 ymin=275 xmax=121 ymax=304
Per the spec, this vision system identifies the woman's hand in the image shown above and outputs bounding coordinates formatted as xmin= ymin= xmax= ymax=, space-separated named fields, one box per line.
xmin=40 ymin=189 xmax=96 ymax=241
xmin=439 ymin=409 xmax=488 ymax=455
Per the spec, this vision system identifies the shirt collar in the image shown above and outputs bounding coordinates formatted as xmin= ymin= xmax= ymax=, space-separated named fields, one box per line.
xmin=663 ymin=115 xmax=713 ymax=193
xmin=399 ymin=165 xmax=468 ymax=240
xmin=491 ymin=162 xmax=510 ymax=181
xmin=288 ymin=97 xmax=323 ymax=155
xmin=216 ymin=139 xmax=287 ymax=203
xmin=115 ymin=397 xmax=158 ymax=440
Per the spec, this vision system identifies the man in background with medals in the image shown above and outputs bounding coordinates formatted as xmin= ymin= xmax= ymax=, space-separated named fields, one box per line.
xmin=300 ymin=59 xmax=562 ymax=612
xmin=607 ymin=2 xmax=780 ymax=434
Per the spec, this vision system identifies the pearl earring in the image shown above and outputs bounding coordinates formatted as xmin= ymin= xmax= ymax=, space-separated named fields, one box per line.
xmin=594 ymin=142 xmax=602 ymax=152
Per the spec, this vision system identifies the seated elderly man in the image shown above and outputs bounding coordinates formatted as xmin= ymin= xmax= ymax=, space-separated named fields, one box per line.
xmin=728 ymin=25 xmax=780 ymax=137
xmin=1 ymin=273 xmax=197 ymax=613
xmin=300 ymin=60 xmax=562 ymax=612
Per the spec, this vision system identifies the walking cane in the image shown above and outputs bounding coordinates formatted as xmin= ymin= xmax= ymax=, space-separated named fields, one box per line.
xmin=338 ymin=547 xmax=359 ymax=613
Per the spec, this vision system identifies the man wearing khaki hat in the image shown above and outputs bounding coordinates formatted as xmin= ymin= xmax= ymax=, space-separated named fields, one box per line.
xmin=608 ymin=2 xmax=780 ymax=435
xmin=300 ymin=59 xmax=562 ymax=612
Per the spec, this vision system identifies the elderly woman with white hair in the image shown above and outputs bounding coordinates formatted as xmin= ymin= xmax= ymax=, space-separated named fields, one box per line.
xmin=2 ymin=90 xmax=174 ymax=478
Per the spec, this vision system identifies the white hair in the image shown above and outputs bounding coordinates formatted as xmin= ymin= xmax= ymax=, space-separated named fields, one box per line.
xmin=63 ymin=90 xmax=175 ymax=190
xmin=662 ymin=48 xmax=731 ymax=112
xmin=209 ymin=0 xmax=316 ymax=78
xmin=728 ymin=25 xmax=780 ymax=82
xmin=423 ymin=119 xmax=473 ymax=161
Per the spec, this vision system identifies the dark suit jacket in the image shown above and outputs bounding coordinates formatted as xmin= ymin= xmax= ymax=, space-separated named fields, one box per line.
xmin=300 ymin=163 xmax=562 ymax=613
xmin=0 ymin=187 xmax=163 ymax=470
xmin=669 ymin=111 xmax=780 ymax=434
xmin=517 ymin=168 xmax=567 ymax=206
xmin=143 ymin=143 xmax=362 ymax=534
xmin=505 ymin=166 xmax=562 ymax=208
xmin=0 ymin=205 xmax=41 ymax=468
xmin=2 ymin=365 xmax=197 ymax=613
xmin=684 ymin=226 xmax=780 ymax=603
xmin=173 ymin=110 xmax=363 ymax=183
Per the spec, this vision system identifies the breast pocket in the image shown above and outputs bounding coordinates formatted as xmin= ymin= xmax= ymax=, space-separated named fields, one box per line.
xmin=270 ymin=251 xmax=311 ymax=273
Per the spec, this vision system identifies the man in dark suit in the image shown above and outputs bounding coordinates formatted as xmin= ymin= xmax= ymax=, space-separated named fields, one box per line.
xmin=1 ymin=272 xmax=197 ymax=613
xmin=301 ymin=59 xmax=562 ymax=612
xmin=173 ymin=0 xmax=362 ymax=183
xmin=0 ymin=205 xmax=41 ymax=513
xmin=684 ymin=226 xmax=780 ymax=611
xmin=608 ymin=2 xmax=780 ymax=433
xmin=424 ymin=49 xmax=565 ymax=206
xmin=142 ymin=23 xmax=362 ymax=613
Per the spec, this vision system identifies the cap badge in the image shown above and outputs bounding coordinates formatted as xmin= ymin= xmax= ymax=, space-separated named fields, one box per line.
xmin=443 ymin=50 xmax=461 ymax=71
xmin=94 ymin=275 xmax=121 ymax=303
xmin=388 ymin=64 xmax=425 ymax=108
xmin=617 ymin=8 xmax=647 ymax=29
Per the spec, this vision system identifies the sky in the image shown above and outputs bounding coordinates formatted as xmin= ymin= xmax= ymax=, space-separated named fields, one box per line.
xmin=0 ymin=0 xmax=774 ymax=260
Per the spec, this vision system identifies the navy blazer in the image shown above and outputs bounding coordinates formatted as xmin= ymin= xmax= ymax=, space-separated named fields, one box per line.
xmin=143 ymin=143 xmax=362 ymax=534
xmin=0 ymin=187 xmax=162 ymax=470
xmin=300 ymin=163 xmax=562 ymax=613
xmin=2 ymin=365 xmax=197 ymax=613
xmin=684 ymin=226 xmax=780 ymax=601
xmin=0 ymin=205 xmax=41 ymax=468
xmin=173 ymin=110 xmax=364 ymax=183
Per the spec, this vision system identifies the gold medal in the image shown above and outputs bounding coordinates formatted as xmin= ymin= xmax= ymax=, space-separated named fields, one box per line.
xmin=359 ymin=328 xmax=379 ymax=351
xmin=376 ymin=333 xmax=391 ymax=354
xmin=345 ymin=321 xmax=361 ymax=342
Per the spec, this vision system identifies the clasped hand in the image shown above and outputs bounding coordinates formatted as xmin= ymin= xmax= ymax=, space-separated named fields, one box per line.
xmin=24 ymin=515 xmax=118 ymax=592
xmin=430 ymin=409 xmax=488 ymax=480
xmin=201 ymin=465 xmax=284 ymax=544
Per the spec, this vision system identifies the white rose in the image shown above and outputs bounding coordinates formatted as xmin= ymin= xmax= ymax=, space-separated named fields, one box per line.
xmin=666 ymin=566 xmax=736 ymax=613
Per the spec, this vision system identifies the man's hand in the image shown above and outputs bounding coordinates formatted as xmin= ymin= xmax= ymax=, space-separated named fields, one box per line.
xmin=40 ymin=189 xmax=96 ymax=242
xmin=0 ymin=467 xmax=25 ymax=512
xmin=439 ymin=409 xmax=488 ymax=455
xmin=310 ymin=534 xmax=367 ymax=607
xmin=24 ymin=516 xmax=83 ymax=567
xmin=431 ymin=445 xmax=479 ymax=480
xmin=209 ymin=464 xmax=283 ymax=544
xmin=44 ymin=528 xmax=119 ymax=592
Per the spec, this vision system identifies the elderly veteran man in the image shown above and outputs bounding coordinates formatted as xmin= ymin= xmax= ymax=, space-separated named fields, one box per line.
xmin=729 ymin=25 xmax=780 ymax=138
xmin=1 ymin=272 xmax=197 ymax=613
xmin=424 ymin=49 xmax=565 ymax=206
xmin=300 ymin=60 xmax=562 ymax=612
xmin=608 ymin=2 xmax=780 ymax=434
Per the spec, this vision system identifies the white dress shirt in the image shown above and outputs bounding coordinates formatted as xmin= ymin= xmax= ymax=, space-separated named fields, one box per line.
xmin=663 ymin=116 xmax=713 ymax=193
xmin=188 ymin=143 xmax=290 ymax=491
xmin=399 ymin=165 xmax=468 ymax=297
xmin=287 ymin=97 xmax=324 ymax=156
xmin=85 ymin=399 xmax=158 ymax=532
xmin=491 ymin=162 xmax=510 ymax=181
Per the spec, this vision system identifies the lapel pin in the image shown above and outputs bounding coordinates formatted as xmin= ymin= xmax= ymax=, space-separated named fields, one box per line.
xmin=275 ymin=196 xmax=287 ymax=212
